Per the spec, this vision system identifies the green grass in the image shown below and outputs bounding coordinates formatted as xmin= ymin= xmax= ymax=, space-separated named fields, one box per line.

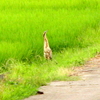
xmin=0 ymin=0 xmax=100 ymax=68
xmin=2 ymin=44 xmax=100 ymax=100
xmin=0 ymin=0 xmax=100 ymax=100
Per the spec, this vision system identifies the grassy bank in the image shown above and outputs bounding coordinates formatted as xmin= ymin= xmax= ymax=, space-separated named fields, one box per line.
xmin=2 ymin=44 xmax=100 ymax=100
xmin=0 ymin=0 xmax=100 ymax=100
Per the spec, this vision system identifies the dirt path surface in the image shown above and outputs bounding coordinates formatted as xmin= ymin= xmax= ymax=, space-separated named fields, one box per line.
xmin=24 ymin=55 xmax=100 ymax=100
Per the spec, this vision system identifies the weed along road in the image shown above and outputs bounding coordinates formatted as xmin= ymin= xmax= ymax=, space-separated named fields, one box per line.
xmin=24 ymin=55 xmax=100 ymax=100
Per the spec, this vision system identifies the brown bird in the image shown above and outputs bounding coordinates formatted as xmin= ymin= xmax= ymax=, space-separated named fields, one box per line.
xmin=43 ymin=31 xmax=52 ymax=60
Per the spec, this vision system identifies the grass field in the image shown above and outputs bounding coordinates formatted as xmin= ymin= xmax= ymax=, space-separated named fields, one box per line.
xmin=1 ymin=0 xmax=100 ymax=100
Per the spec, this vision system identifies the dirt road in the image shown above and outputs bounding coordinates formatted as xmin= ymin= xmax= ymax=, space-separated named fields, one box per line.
xmin=24 ymin=55 xmax=100 ymax=100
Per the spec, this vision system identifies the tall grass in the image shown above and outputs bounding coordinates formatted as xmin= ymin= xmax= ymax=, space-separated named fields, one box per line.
xmin=0 ymin=0 xmax=100 ymax=69
xmin=1 ymin=0 xmax=100 ymax=100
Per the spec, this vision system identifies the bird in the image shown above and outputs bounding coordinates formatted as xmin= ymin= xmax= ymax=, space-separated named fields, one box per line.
xmin=43 ymin=31 xmax=52 ymax=60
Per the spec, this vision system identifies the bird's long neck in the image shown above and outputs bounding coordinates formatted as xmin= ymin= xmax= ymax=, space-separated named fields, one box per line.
xmin=44 ymin=34 xmax=49 ymax=48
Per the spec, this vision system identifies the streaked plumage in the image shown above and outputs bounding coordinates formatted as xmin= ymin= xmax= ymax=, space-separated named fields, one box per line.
xmin=43 ymin=31 xmax=52 ymax=60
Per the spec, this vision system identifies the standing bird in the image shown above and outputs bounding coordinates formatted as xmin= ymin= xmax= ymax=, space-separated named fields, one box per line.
xmin=43 ymin=31 xmax=52 ymax=60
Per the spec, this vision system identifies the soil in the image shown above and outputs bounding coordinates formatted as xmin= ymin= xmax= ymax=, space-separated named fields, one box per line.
xmin=24 ymin=55 xmax=100 ymax=100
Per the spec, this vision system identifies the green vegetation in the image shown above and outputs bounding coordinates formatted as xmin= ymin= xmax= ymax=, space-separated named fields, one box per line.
xmin=0 ymin=0 xmax=100 ymax=100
